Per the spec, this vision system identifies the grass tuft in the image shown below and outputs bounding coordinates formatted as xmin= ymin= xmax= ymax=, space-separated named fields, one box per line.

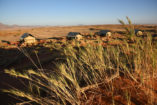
xmin=2 ymin=18 xmax=157 ymax=105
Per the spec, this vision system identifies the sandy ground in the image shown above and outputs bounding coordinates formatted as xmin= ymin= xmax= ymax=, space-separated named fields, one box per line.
xmin=0 ymin=24 xmax=157 ymax=104
xmin=0 ymin=24 xmax=156 ymax=42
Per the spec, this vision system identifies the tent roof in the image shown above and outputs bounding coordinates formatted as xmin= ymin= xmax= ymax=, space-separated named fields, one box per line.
xmin=20 ymin=33 xmax=35 ymax=40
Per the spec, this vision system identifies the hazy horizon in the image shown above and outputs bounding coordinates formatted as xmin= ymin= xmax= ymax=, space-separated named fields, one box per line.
xmin=0 ymin=0 xmax=157 ymax=26
xmin=1 ymin=22 xmax=157 ymax=27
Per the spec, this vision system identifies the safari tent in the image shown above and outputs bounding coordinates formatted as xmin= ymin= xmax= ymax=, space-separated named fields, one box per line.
xmin=20 ymin=33 xmax=37 ymax=44
xmin=67 ymin=32 xmax=83 ymax=40
xmin=95 ymin=30 xmax=112 ymax=37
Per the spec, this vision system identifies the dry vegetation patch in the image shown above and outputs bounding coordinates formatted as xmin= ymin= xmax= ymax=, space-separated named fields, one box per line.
xmin=0 ymin=18 xmax=157 ymax=104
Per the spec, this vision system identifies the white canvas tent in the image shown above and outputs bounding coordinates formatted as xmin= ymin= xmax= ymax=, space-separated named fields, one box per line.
xmin=20 ymin=33 xmax=37 ymax=45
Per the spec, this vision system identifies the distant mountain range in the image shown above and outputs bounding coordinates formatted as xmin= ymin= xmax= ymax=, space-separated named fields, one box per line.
xmin=0 ymin=22 xmax=42 ymax=30
xmin=0 ymin=23 xmax=13 ymax=29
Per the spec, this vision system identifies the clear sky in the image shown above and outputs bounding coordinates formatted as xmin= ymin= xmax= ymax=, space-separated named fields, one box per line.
xmin=0 ymin=0 xmax=157 ymax=26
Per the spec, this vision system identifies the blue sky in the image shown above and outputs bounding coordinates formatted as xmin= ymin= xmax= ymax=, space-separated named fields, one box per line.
xmin=0 ymin=0 xmax=157 ymax=26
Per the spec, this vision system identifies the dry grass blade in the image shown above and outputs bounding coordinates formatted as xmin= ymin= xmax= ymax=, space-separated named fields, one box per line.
xmin=2 ymin=17 xmax=157 ymax=105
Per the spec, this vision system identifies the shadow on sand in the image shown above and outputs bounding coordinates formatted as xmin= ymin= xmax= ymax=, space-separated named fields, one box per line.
xmin=0 ymin=45 xmax=65 ymax=104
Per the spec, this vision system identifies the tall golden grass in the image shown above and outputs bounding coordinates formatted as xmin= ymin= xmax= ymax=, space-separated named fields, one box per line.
xmin=2 ymin=17 xmax=157 ymax=105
